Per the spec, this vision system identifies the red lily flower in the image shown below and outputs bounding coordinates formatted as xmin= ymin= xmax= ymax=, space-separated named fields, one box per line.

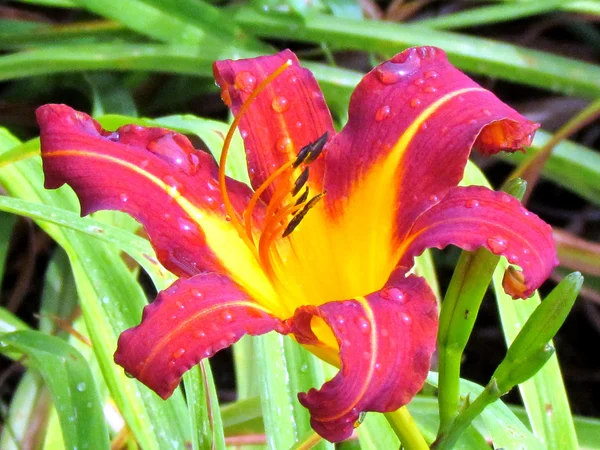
xmin=36 ymin=47 xmax=557 ymax=443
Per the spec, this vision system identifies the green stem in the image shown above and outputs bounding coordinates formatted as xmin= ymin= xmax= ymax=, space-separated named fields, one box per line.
xmin=436 ymin=250 xmax=499 ymax=434
xmin=385 ymin=407 xmax=430 ymax=450
xmin=433 ymin=382 xmax=499 ymax=449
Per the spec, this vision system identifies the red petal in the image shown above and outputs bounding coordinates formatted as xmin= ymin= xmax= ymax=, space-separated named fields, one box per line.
xmin=289 ymin=274 xmax=438 ymax=442
xmin=213 ymin=50 xmax=334 ymax=202
xmin=323 ymin=46 xmax=539 ymax=236
xmin=37 ymin=105 xmax=273 ymax=300
xmin=398 ymin=186 xmax=558 ymax=298
xmin=114 ymin=274 xmax=283 ymax=399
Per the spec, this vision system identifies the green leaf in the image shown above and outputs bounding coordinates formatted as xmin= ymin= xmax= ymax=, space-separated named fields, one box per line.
xmin=427 ymin=373 xmax=543 ymax=450
xmin=0 ymin=212 xmax=16 ymax=288
xmin=84 ymin=73 xmax=138 ymax=117
xmin=255 ymin=334 xmax=333 ymax=450
xmin=233 ymin=9 xmax=600 ymax=98
xmin=0 ymin=330 xmax=110 ymax=450
xmin=0 ymin=371 xmax=47 ymax=450
xmin=0 ymin=128 xmax=190 ymax=450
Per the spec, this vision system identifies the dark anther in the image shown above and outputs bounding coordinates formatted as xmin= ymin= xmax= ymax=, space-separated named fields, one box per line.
xmin=303 ymin=131 xmax=329 ymax=165
xmin=292 ymin=167 xmax=309 ymax=196
xmin=292 ymin=131 xmax=329 ymax=168
xmin=282 ymin=191 xmax=326 ymax=237
xmin=293 ymin=187 xmax=310 ymax=209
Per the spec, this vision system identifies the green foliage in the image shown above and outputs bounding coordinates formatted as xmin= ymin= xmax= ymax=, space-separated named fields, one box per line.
xmin=1 ymin=1 xmax=598 ymax=449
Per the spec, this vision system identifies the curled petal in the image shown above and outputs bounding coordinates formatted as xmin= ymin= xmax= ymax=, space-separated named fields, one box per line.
xmin=115 ymin=274 xmax=284 ymax=399
xmin=398 ymin=185 xmax=558 ymax=298
xmin=37 ymin=105 xmax=275 ymax=303
xmin=319 ymin=47 xmax=539 ymax=290
xmin=289 ymin=275 xmax=438 ymax=442
xmin=214 ymin=50 xmax=335 ymax=201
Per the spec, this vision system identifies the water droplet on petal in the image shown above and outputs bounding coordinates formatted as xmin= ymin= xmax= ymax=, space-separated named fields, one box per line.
xmin=482 ymin=108 xmax=492 ymax=117
xmin=375 ymin=51 xmax=421 ymax=85
xmin=413 ymin=78 xmax=425 ymax=86
xmin=195 ymin=330 xmax=206 ymax=338
xmin=380 ymin=287 xmax=405 ymax=302
xmin=272 ymin=96 xmax=289 ymax=113
xmin=119 ymin=193 xmax=129 ymax=203
xmin=288 ymin=75 xmax=298 ymax=84
xmin=276 ymin=136 xmax=293 ymax=153
xmin=163 ymin=175 xmax=182 ymax=197
xmin=508 ymin=254 xmax=519 ymax=264
xmin=173 ymin=348 xmax=186 ymax=359
xmin=355 ymin=316 xmax=370 ymax=333
xmin=410 ymin=98 xmax=422 ymax=108
xmin=465 ymin=199 xmax=479 ymax=208
xmin=401 ymin=313 xmax=412 ymax=324
xmin=500 ymin=193 xmax=512 ymax=203
xmin=221 ymin=311 xmax=233 ymax=322
xmin=147 ymin=133 xmax=199 ymax=175
xmin=375 ymin=105 xmax=391 ymax=122
xmin=429 ymin=194 xmax=439 ymax=202
xmin=487 ymin=236 xmax=508 ymax=255
xmin=240 ymin=129 xmax=249 ymax=139
xmin=234 ymin=71 xmax=257 ymax=93
xmin=178 ymin=217 xmax=198 ymax=234
xmin=336 ymin=316 xmax=345 ymax=325
xmin=424 ymin=86 xmax=437 ymax=93
xmin=204 ymin=347 xmax=213 ymax=357
xmin=424 ymin=70 xmax=439 ymax=79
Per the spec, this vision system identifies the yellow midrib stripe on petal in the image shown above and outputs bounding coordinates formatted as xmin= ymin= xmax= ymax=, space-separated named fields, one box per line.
xmin=45 ymin=150 xmax=280 ymax=311
xmin=139 ymin=300 xmax=273 ymax=381
xmin=306 ymin=88 xmax=487 ymax=303
xmin=314 ymin=296 xmax=377 ymax=423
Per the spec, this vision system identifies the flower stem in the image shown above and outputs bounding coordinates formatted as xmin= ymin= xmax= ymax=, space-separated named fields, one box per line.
xmin=436 ymin=179 xmax=526 ymax=436
xmin=436 ymin=250 xmax=499 ymax=434
xmin=385 ymin=407 xmax=430 ymax=450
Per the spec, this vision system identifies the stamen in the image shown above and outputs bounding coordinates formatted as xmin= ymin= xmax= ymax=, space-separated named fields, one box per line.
xmin=291 ymin=167 xmax=310 ymax=197
xmin=218 ymin=59 xmax=292 ymax=256
xmin=282 ymin=191 xmax=326 ymax=238
xmin=293 ymin=131 xmax=329 ymax=168
xmin=293 ymin=187 xmax=310 ymax=209
xmin=243 ymin=159 xmax=295 ymax=243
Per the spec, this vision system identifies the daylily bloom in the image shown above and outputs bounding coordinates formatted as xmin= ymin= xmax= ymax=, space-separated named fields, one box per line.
xmin=37 ymin=47 xmax=557 ymax=443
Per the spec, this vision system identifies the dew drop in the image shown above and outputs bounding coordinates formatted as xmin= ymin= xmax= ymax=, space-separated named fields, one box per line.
xmin=500 ymin=193 xmax=512 ymax=203
xmin=178 ymin=217 xmax=198 ymax=233
xmin=355 ymin=316 xmax=370 ymax=333
xmin=77 ymin=382 xmax=86 ymax=392
xmin=487 ymin=236 xmax=508 ymax=255
xmin=119 ymin=193 xmax=129 ymax=203
xmin=140 ymin=159 xmax=150 ymax=169
xmin=163 ymin=175 xmax=182 ymax=197
xmin=522 ymin=248 xmax=530 ymax=255
xmin=465 ymin=199 xmax=479 ymax=208
xmin=336 ymin=316 xmax=345 ymax=325
xmin=401 ymin=313 xmax=412 ymax=324
xmin=342 ymin=339 xmax=351 ymax=348
xmin=204 ymin=347 xmax=213 ymax=357
xmin=272 ymin=96 xmax=289 ymax=113
xmin=482 ymin=108 xmax=492 ymax=117
xmin=413 ymin=78 xmax=425 ymax=86
xmin=423 ymin=86 xmax=437 ymax=93
xmin=276 ymin=136 xmax=293 ymax=153
xmin=508 ymin=254 xmax=519 ymax=264
xmin=381 ymin=287 xmax=405 ymax=302
xmin=175 ymin=300 xmax=185 ymax=310
xmin=192 ymin=289 xmax=204 ymax=299
xmin=374 ymin=363 xmax=382 ymax=371
xmin=424 ymin=70 xmax=439 ymax=79
xmin=429 ymin=194 xmax=439 ymax=202
xmin=240 ymin=129 xmax=249 ymax=139
xmin=288 ymin=75 xmax=298 ymax=84
xmin=375 ymin=51 xmax=421 ymax=85
xmin=234 ymin=71 xmax=257 ymax=93
xmin=375 ymin=105 xmax=391 ymax=122
xmin=195 ymin=330 xmax=206 ymax=338
xmin=410 ymin=98 xmax=422 ymax=108
xmin=172 ymin=348 xmax=186 ymax=359
xmin=221 ymin=311 xmax=233 ymax=322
